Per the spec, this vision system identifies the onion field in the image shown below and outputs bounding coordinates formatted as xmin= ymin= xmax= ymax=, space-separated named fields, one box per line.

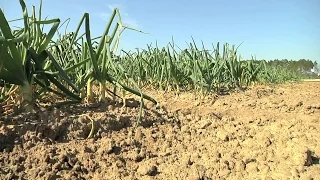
xmin=1 ymin=1 xmax=319 ymax=179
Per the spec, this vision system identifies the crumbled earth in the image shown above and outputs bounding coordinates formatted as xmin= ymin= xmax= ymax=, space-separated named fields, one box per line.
xmin=0 ymin=82 xmax=319 ymax=180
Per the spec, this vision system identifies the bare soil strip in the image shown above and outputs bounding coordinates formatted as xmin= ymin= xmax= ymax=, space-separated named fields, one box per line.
xmin=1 ymin=82 xmax=319 ymax=179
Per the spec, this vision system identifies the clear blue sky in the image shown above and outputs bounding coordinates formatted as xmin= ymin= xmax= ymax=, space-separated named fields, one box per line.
xmin=1 ymin=0 xmax=319 ymax=62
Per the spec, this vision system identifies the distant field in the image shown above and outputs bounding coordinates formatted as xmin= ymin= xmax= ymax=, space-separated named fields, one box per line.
xmin=302 ymin=79 xmax=320 ymax=82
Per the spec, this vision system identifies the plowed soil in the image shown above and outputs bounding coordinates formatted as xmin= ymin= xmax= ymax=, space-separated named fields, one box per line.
xmin=1 ymin=82 xmax=319 ymax=180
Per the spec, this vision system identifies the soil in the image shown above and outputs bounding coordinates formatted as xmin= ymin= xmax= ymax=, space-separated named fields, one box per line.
xmin=0 ymin=82 xmax=319 ymax=180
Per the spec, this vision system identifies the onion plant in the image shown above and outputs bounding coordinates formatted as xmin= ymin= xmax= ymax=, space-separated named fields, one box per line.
xmin=119 ymin=40 xmax=286 ymax=96
xmin=0 ymin=0 xmax=80 ymax=112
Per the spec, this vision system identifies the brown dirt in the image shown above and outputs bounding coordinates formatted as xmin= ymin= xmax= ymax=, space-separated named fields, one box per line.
xmin=0 ymin=82 xmax=319 ymax=180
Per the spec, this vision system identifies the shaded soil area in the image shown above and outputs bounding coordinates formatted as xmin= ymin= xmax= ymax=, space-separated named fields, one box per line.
xmin=0 ymin=82 xmax=320 ymax=180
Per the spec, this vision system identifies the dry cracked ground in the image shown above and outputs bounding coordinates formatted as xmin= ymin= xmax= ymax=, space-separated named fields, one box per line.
xmin=0 ymin=82 xmax=319 ymax=180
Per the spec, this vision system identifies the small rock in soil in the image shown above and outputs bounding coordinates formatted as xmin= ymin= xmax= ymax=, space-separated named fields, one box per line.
xmin=135 ymin=128 xmax=144 ymax=141
xmin=197 ymin=119 xmax=212 ymax=129
xmin=245 ymin=162 xmax=258 ymax=173
xmin=292 ymin=148 xmax=313 ymax=166
xmin=181 ymin=125 xmax=190 ymax=133
xmin=216 ymin=129 xmax=229 ymax=141
xmin=137 ymin=164 xmax=158 ymax=176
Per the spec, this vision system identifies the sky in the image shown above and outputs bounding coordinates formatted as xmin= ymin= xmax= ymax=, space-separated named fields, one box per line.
xmin=0 ymin=0 xmax=319 ymax=62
